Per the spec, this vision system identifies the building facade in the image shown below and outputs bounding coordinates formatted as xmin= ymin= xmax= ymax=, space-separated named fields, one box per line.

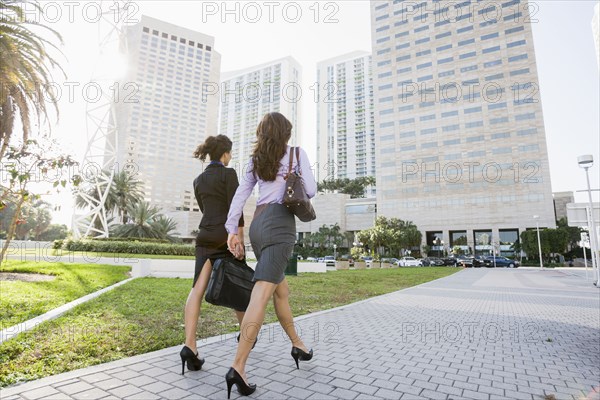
xmin=593 ymin=3 xmax=600 ymax=70
xmin=109 ymin=15 xmax=221 ymax=237
xmin=219 ymin=57 xmax=302 ymax=169
xmin=316 ymin=51 xmax=376 ymax=195
xmin=370 ymin=1 xmax=555 ymax=255
xmin=554 ymin=191 xmax=574 ymax=223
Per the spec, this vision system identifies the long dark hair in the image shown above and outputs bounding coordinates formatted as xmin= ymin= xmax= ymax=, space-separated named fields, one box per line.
xmin=193 ymin=134 xmax=232 ymax=161
xmin=251 ymin=112 xmax=292 ymax=181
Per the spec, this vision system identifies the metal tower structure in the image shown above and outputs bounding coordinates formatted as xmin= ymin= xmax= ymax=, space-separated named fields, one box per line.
xmin=72 ymin=1 xmax=133 ymax=239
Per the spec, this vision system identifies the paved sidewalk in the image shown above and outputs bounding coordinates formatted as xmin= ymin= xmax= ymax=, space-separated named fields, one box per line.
xmin=2 ymin=268 xmax=599 ymax=400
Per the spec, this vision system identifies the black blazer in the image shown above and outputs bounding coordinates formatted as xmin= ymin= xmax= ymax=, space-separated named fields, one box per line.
xmin=193 ymin=163 xmax=244 ymax=229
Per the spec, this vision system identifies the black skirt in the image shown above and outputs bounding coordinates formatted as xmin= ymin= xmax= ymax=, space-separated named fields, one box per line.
xmin=193 ymin=224 xmax=234 ymax=288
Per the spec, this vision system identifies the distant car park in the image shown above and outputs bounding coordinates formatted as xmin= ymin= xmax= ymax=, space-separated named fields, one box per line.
xmin=397 ymin=257 xmax=421 ymax=267
xmin=483 ymin=256 xmax=519 ymax=268
xmin=420 ymin=257 xmax=445 ymax=266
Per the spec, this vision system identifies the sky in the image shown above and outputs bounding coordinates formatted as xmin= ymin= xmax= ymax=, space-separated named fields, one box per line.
xmin=13 ymin=0 xmax=600 ymax=225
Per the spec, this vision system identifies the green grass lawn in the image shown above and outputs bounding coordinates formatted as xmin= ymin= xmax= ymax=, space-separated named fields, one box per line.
xmin=0 ymin=261 xmax=131 ymax=329
xmin=0 ymin=267 xmax=459 ymax=387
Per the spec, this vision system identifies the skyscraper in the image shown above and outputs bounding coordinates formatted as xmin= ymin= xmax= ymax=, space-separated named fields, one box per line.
xmin=593 ymin=3 xmax=600 ymax=70
xmin=370 ymin=1 xmax=555 ymax=255
xmin=112 ymin=15 xmax=221 ymax=237
xmin=219 ymin=57 xmax=302 ymax=169
xmin=316 ymin=51 xmax=376 ymax=195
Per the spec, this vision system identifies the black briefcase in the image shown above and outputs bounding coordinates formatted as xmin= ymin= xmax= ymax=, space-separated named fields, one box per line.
xmin=205 ymin=257 xmax=255 ymax=311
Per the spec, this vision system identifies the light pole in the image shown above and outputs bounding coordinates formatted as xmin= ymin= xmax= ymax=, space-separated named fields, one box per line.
xmin=533 ymin=215 xmax=543 ymax=269
xmin=578 ymin=155 xmax=599 ymax=286
xmin=333 ymin=244 xmax=337 ymax=261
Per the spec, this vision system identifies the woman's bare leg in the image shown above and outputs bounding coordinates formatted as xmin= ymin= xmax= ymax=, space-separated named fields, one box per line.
xmin=273 ymin=278 xmax=309 ymax=352
xmin=231 ymin=281 xmax=277 ymax=383
xmin=184 ymin=259 xmax=212 ymax=354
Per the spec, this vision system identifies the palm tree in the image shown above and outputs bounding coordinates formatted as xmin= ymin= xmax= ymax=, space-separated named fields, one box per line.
xmin=111 ymin=201 xmax=161 ymax=239
xmin=74 ymin=169 xmax=144 ymax=224
xmin=0 ymin=1 xmax=65 ymax=159
xmin=150 ymin=215 xmax=180 ymax=243
xmin=110 ymin=169 xmax=144 ymax=224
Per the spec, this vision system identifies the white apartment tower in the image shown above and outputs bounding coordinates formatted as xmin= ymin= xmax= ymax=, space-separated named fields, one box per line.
xmin=593 ymin=3 xmax=600 ymax=70
xmin=113 ymin=15 xmax=221 ymax=237
xmin=219 ymin=57 xmax=302 ymax=169
xmin=316 ymin=51 xmax=376 ymax=195
xmin=370 ymin=1 xmax=555 ymax=255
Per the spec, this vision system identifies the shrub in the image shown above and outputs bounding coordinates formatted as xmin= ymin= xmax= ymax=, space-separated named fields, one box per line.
xmin=59 ymin=239 xmax=194 ymax=256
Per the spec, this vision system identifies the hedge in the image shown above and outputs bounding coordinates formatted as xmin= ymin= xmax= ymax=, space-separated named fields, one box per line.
xmin=55 ymin=239 xmax=194 ymax=256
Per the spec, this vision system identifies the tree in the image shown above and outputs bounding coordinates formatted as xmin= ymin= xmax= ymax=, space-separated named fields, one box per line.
xmin=0 ymin=139 xmax=79 ymax=262
xmin=75 ymin=168 xmax=144 ymax=224
xmin=318 ymin=176 xmax=376 ymax=198
xmin=36 ymin=224 xmax=68 ymax=241
xmin=14 ymin=199 xmax=52 ymax=239
xmin=0 ymin=1 xmax=65 ymax=160
xmin=150 ymin=215 xmax=180 ymax=243
xmin=556 ymin=217 xmax=582 ymax=251
xmin=357 ymin=217 xmax=422 ymax=258
xmin=110 ymin=169 xmax=145 ymax=224
xmin=111 ymin=201 xmax=162 ymax=239
xmin=520 ymin=228 xmax=570 ymax=262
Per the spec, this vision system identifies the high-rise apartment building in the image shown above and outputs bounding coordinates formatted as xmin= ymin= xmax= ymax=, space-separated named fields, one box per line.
xmin=219 ymin=57 xmax=302 ymax=169
xmin=370 ymin=1 xmax=555 ymax=255
xmin=110 ymin=15 xmax=221 ymax=237
xmin=316 ymin=51 xmax=376 ymax=195
xmin=593 ymin=3 xmax=600 ymax=70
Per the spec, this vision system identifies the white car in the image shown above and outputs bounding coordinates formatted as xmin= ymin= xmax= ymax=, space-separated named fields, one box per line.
xmin=323 ymin=256 xmax=336 ymax=267
xmin=306 ymin=257 xmax=317 ymax=262
xmin=397 ymin=257 xmax=421 ymax=267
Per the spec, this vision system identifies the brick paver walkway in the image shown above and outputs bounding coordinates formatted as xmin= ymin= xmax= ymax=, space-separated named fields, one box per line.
xmin=2 ymin=268 xmax=599 ymax=400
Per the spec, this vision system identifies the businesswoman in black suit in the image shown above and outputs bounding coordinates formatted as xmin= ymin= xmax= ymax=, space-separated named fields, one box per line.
xmin=180 ymin=134 xmax=246 ymax=375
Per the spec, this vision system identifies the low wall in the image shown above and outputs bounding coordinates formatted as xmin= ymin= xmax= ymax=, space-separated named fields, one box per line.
xmin=141 ymin=259 xmax=326 ymax=278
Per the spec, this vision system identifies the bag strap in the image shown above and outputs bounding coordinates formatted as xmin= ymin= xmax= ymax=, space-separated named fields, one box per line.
xmin=295 ymin=147 xmax=302 ymax=176
xmin=285 ymin=146 xmax=295 ymax=180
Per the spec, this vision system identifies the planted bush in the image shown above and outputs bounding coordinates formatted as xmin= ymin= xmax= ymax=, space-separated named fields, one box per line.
xmin=59 ymin=239 xmax=194 ymax=256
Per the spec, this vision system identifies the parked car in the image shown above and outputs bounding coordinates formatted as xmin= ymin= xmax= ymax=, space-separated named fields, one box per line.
xmin=360 ymin=256 xmax=373 ymax=267
xmin=306 ymin=257 xmax=317 ymax=262
xmin=443 ymin=255 xmax=468 ymax=267
xmin=317 ymin=257 xmax=325 ymax=263
xmin=483 ymin=256 xmax=519 ymax=268
xmin=381 ymin=258 xmax=399 ymax=265
xmin=397 ymin=256 xmax=421 ymax=267
xmin=461 ymin=255 xmax=485 ymax=268
xmin=324 ymin=255 xmax=336 ymax=267
xmin=420 ymin=257 xmax=445 ymax=266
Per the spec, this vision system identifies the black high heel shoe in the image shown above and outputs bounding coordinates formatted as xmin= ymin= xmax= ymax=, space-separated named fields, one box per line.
xmin=225 ymin=367 xmax=256 ymax=399
xmin=291 ymin=347 xmax=313 ymax=369
xmin=237 ymin=333 xmax=258 ymax=350
xmin=179 ymin=345 xmax=205 ymax=375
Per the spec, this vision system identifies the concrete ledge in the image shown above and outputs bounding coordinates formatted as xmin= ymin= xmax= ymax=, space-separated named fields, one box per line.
xmin=147 ymin=259 xmax=326 ymax=278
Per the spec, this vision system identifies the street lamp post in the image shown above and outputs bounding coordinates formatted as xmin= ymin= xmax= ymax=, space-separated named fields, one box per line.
xmin=333 ymin=244 xmax=337 ymax=261
xmin=578 ymin=155 xmax=599 ymax=286
xmin=533 ymin=215 xmax=543 ymax=269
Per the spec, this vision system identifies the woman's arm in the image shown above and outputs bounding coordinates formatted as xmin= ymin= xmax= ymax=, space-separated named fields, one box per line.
xmin=225 ymin=160 xmax=257 ymax=235
xmin=299 ymin=147 xmax=317 ymax=198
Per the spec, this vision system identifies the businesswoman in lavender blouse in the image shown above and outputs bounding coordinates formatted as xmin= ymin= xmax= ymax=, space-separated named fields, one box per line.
xmin=224 ymin=112 xmax=317 ymax=398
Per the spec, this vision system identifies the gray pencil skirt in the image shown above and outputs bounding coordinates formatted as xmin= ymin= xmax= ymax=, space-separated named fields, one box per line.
xmin=249 ymin=203 xmax=296 ymax=284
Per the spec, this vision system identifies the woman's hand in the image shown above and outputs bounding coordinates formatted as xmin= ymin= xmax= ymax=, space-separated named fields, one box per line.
xmin=227 ymin=233 xmax=242 ymax=259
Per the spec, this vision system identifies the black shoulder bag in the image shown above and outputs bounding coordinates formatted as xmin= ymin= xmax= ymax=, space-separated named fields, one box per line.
xmin=205 ymin=257 xmax=255 ymax=312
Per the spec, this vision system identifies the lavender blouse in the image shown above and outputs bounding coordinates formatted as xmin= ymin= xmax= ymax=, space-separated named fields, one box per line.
xmin=225 ymin=146 xmax=317 ymax=234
